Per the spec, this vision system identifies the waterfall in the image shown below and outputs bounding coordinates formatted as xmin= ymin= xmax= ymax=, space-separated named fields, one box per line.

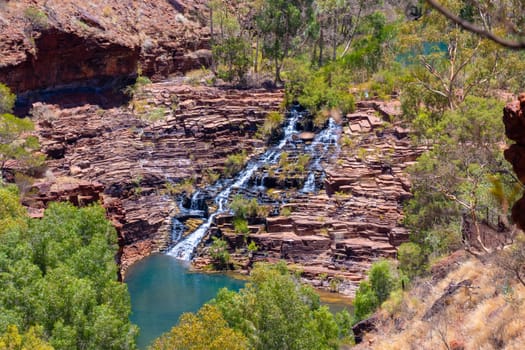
xmin=301 ymin=118 xmax=342 ymax=193
xmin=168 ymin=109 xmax=302 ymax=260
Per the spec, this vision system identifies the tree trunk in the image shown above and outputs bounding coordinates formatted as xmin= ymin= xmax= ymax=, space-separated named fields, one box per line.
xmin=254 ymin=35 xmax=259 ymax=73
xmin=319 ymin=28 xmax=324 ymax=67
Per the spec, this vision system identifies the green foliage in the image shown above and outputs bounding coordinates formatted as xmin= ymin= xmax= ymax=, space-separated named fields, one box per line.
xmin=0 ymin=185 xmax=27 ymax=235
xmin=230 ymin=194 xmax=263 ymax=219
xmin=353 ymin=280 xmax=378 ymax=322
xmin=224 ymin=151 xmax=247 ymax=177
xmin=259 ymin=111 xmax=284 ymax=140
xmin=163 ymin=179 xmax=194 ymax=196
xmin=211 ymin=262 xmax=352 ymax=349
xmin=233 ymin=217 xmax=249 ymax=235
xmin=256 ymin=0 xmax=315 ymax=83
xmin=124 ymin=75 xmax=151 ymax=98
xmin=24 ymin=6 xmax=49 ymax=30
xmin=285 ymin=60 xmax=355 ymax=116
xmin=247 ymin=240 xmax=258 ymax=253
xmin=397 ymin=242 xmax=425 ymax=279
xmin=0 ymin=111 xmax=44 ymax=180
xmin=210 ymin=237 xmax=230 ymax=269
xmin=353 ymin=260 xmax=399 ymax=323
xmin=342 ymin=11 xmax=396 ymax=81
xmin=150 ymin=304 xmax=248 ymax=350
xmin=214 ymin=37 xmax=251 ymax=83
xmin=0 ymin=325 xmax=53 ymax=350
xmin=280 ymin=206 xmax=292 ymax=217
xmin=0 ymin=83 xmax=15 ymax=114
xmin=0 ymin=197 xmax=137 ymax=349
xmin=405 ymin=95 xmax=509 ymax=259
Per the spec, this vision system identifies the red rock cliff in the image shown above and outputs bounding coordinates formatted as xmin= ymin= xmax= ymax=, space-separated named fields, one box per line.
xmin=0 ymin=0 xmax=210 ymax=94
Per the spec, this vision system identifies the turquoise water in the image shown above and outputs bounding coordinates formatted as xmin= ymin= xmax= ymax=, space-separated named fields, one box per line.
xmin=125 ymin=254 xmax=246 ymax=349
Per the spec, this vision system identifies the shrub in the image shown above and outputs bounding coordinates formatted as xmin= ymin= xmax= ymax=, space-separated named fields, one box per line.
xmin=259 ymin=111 xmax=284 ymax=140
xmin=353 ymin=280 xmax=379 ymax=322
xmin=353 ymin=260 xmax=399 ymax=323
xmin=24 ymin=6 xmax=49 ymax=30
xmin=233 ymin=217 xmax=249 ymax=234
xmin=397 ymin=242 xmax=426 ymax=279
xmin=369 ymin=260 xmax=396 ymax=304
xmin=230 ymin=194 xmax=261 ymax=219
xmin=0 ymin=83 xmax=15 ymax=114
xmin=224 ymin=151 xmax=247 ymax=177
xmin=210 ymin=237 xmax=230 ymax=269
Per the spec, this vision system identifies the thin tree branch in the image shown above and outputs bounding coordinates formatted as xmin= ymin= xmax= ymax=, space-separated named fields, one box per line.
xmin=425 ymin=0 xmax=525 ymax=49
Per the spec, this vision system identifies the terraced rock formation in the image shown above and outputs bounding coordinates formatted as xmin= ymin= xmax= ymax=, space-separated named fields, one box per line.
xmin=26 ymin=83 xmax=283 ymax=276
xmin=194 ymin=101 xmax=426 ymax=295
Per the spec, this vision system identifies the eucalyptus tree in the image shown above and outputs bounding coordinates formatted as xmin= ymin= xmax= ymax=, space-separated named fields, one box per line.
xmin=255 ymin=0 xmax=315 ymax=84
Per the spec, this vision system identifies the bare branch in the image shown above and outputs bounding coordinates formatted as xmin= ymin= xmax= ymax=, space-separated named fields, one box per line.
xmin=425 ymin=0 xmax=525 ymax=49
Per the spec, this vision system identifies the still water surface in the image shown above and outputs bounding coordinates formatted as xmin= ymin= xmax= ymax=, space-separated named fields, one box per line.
xmin=125 ymin=254 xmax=246 ymax=349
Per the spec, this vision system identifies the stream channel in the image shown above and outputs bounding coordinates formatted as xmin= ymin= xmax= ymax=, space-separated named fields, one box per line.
xmin=125 ymin=108 xmax=351 ymax=348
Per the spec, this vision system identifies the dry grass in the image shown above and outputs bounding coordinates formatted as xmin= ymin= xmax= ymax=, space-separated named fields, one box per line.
xmin=356 ymin=254 xmax=525 ymax=350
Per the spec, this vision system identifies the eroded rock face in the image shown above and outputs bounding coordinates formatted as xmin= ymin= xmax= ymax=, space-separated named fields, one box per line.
xmin=0 ymin=0 xmax=209 ymax=95
xmin=503 ymin=93 xmax=525 ymax=229
xmin=197 ymin=100 xmax=425 ymax=296
xmin=30 ymin=84 xmax=283 ymax=275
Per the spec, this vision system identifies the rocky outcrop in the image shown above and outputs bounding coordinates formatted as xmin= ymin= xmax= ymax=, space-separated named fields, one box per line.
xmin=30 ymin=84 xmax=282 ymax=275
xmin=199 ymin=100 xmax=425 ymax=295
xmin=503 ymin=93 xmax=525 ymax=229
xmin=0 ymin=0 xmax=209 ymax=99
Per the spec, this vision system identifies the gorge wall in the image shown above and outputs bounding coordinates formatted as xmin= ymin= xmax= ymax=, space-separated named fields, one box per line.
xmin=0 ymin=0 xmax=210 ymax=99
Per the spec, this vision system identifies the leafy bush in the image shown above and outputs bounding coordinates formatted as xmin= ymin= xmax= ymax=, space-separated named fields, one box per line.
xmin=353 ymin=260 xmax=399 ymax=323
xmin=397 ymin=242 xmax=426 ymax=279
xmin=224 ymin=151 xmax=247 ymax=177
xmin=230 ymin=194 xmax=261 ymax=219
xmin=0 ymin=83 xmax=15 ymax=114
xmin=285 ymin=60 xmax=355 ymax=117
xmin=150 ymin=304 xmax=247 ymax=350
xmin=259 ymin=111 xmax=284 ymax=141
xmin=233 ymin=217 xmax=249 ymax=234
xmin=0 ymin=199 xmax=138 ymax=349
xmin=209 ymin=237 xmax=230 ymax=269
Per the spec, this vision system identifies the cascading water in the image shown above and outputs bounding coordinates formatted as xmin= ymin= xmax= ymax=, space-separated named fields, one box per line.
xmin=168 ymin=109 xmax=302 ymax=260
xmin=301 ymin=118 xmax=342 ymax=193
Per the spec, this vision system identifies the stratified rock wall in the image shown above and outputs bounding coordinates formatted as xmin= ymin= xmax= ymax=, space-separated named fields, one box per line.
xmin=29 ymin=84 xmax=283 ymax=275
xmin=0 ymin=0 xmax=209 ymax=94
xmin=503 ymin=93 xmax=525 ymax=229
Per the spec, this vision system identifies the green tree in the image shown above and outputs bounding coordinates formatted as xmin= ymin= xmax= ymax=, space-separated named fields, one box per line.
xmin=353 ymin=260 xmax=399 ymax=323
xmin=0 ymin=85 xmax=44 ymax=181
xmin=256 ymin=0 xmax=314 ymax=84
xmin=212 ymin=262 xmax=351 ymax=349
xmin=0 ymin=199 xmax=138 ymax=350
xmin=397 ymin=242 xmax=426 ymax=279
xmin=405 ymin=96 xmax=510 ymax=255
xmin=0 ymin=83 xmax=16 ymax=115
xmin=0 ymin=325 xmax=53 ymax=350
xmin=150 ymin=304 xmax=248 ymax=350
xmin=209 ymin=237 xmax=231 ymax=269
xmin=211 ymin=1 xmax=252 ymax=82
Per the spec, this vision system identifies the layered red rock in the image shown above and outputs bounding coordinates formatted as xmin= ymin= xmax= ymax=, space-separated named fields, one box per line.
xmin=206 ymin=100 xmax=425 ymax=295
xmin=0 ymin=0 xmax=209 ymax=93
xmin=30 ymin=84 xmax=283 ymax=276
